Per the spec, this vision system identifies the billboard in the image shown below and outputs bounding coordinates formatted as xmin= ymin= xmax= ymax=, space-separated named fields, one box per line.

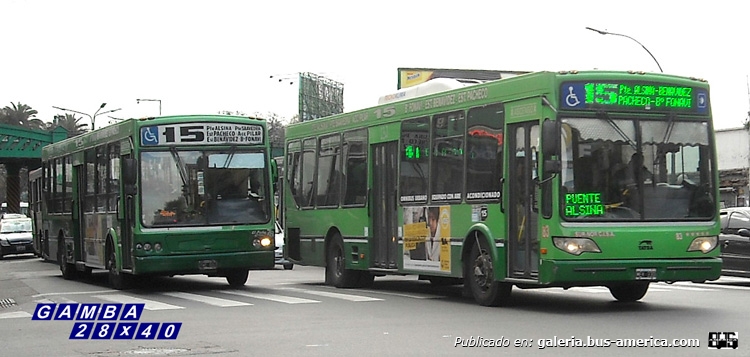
xmin=397 ymin=68 xmax=530 ymax=89
xmin=298 ymin=72 xmax=344 ymax=122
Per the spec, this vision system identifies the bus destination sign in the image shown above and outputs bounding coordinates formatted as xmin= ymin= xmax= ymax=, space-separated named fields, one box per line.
xmin=141 ymin=123 xmax=264 ymax=146
xmin=560 ymin=81 xmax=708 ymax=114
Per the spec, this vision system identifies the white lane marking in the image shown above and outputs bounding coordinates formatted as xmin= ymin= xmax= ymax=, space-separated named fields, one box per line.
xmin=92 ymin=294 xmax=184 ymax=310
xmin=279 ymin=287 xmax=382 ymax=302
xmin=161 ymin=292 xmax=251 ymax=307
xmin=221 ymin=290 xmax=319 ymax=304
xmin=0 ymin=311 xmax=32 ymax=319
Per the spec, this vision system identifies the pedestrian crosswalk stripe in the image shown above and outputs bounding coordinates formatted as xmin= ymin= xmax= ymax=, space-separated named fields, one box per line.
xmin=280 ymin=287 xmax=383 ymax=302
xmin=0 ymin=311 xmax=31 ymax=319
xmin=161 ymin=292 xmax=251 ymax=307
xmin=34 ymin=296 xmax=78 ymax=304
xmin=92 ymin=294 xmax=184 ymax=310
xmin=353 ymin=289 xmax=444 ymax=299
xmin=698 ymin=283 xmax=749 ymax=290
xmin=657 ymin=284 xmax=713 ymax=291
xmin=221 ymin=290 xmax=319 ymax=304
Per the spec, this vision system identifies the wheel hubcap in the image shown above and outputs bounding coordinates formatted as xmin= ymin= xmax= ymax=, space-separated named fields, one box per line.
xmin=473 ymin=250 xmax=493 ymax=290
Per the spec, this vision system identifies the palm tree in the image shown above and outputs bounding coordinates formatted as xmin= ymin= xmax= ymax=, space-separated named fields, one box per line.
xmin=1 ymin=102 xmax=45 ymax=129
xmin=49 ymin=113 xmax=88 ymax=136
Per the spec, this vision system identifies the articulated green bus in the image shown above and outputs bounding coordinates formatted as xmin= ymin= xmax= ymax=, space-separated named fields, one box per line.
xmin=282 ymin=70 xmax=721 ymax=306
xmin=40 ymin=115 xmax=277 ymax=289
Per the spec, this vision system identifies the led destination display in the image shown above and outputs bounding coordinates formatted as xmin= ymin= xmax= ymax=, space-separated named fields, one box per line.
xmin=560 ymin=81 xmax=708 ymax=114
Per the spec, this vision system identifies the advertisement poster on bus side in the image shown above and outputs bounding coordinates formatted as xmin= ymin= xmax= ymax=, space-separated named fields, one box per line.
xmin=402 ymin=206 xmax=451 ymax=272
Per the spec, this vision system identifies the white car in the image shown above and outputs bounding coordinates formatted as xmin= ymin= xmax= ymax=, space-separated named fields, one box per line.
xmin=0 ymin=215 xmax=34 ymax=259
xmin=275 ymin=221 xmax=293 ymax=270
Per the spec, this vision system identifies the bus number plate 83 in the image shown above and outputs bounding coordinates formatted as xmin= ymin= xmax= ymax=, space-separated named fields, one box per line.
xmin=199 ymin=260 xmax=218 ymax=271
xmin=635 ymin=268 xmax=657 ymax=280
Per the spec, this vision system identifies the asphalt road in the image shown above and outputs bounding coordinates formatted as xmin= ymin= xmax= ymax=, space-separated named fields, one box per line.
xmin=1 ymin=254 xmax=748 ymax=356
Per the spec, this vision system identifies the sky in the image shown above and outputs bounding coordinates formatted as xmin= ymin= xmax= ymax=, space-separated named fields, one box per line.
xmin=2 ymin=0 xmax=749 ymax=130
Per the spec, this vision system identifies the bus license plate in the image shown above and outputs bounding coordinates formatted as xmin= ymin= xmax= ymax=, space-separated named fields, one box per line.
xmin=199 ymin=260 xmax=217 ymax=271
xmin=635 ymin=268 xmax=657 ymax=280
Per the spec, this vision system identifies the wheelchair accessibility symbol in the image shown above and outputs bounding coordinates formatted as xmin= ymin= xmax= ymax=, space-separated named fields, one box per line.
xmin=141 ymin=127 xmax=159 ymax=146
xmin=561 ymin=83 xmax=585 ymax=109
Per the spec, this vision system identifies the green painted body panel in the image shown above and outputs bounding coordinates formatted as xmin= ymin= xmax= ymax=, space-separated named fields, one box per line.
xmin=283 ymin=70 xmax=721 ymax=287
xmin=40 ymin=115 xmax=276 ymax=276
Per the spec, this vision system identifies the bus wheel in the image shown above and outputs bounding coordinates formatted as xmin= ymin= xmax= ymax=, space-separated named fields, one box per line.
xmin=283 ymin=263 xmax=294 ymax=270
xmin=467 ymin=241 xmax=511 ymax=306
xmin=226 ymin=269 xmax=249 ymax=287
xmin=608 ymin=282 xmax=649 ymax=302
xmin=59 ymin=238 xmax=76 ymax=280
xmin=326 ymin=234 xmax=359 ymax=288
xmin=107 ymin=244 xmax=129 ymax=290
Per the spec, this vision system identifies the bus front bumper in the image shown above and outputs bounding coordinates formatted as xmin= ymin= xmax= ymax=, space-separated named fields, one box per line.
xmin=133 ymin=250 xmax=274 ymax=275
xmin=539 ymin=257 xmax=722 ymax=285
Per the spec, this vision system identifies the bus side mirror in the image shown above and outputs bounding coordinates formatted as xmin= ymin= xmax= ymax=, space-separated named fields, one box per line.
xmin=542 ymin=119 xmax=561 ymax=174
xmin=122 ymin=158 xmax=138 ymax=195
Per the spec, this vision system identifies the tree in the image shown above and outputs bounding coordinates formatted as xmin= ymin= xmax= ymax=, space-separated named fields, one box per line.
xmin=49 ymin=113 xmax=88 ymax=136
xmin=1 ymin=102 xmax=45 ymax=130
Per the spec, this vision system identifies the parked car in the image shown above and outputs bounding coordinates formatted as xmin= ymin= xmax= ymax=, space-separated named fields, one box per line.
xmin=719 ymin=207 xmax=750 ymax=277
xmin=0 ymin=214 xmax=34 ymax=259
xmin=275 ymin=221 xmax=293 ymax=270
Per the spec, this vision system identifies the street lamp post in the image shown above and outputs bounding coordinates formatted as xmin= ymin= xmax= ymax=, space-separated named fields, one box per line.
xmin=136 ymin=99 xmax=162 ymax=116
xmin=52 ymin=103 xmax=122 ymax=130
xmin=585 ymin=27 xmax=663 ymax=73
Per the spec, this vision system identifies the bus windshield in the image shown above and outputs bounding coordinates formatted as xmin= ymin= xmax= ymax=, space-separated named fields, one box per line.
xmin=560 ymin=116 xmax=715 ymax=221
xmin=141 ymin=148 xmax=270 ymax=227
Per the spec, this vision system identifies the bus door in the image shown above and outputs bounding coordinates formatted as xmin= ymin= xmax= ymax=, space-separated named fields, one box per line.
xmin=507 ymin=122 xmax=540 ymax=279
xmin=371 ymin=141 xmax=399 ymax=269
xmin=73 ymin=163 xmax=87 ymax=263
xmin=120 ymin=153 xmax=134 ymax=269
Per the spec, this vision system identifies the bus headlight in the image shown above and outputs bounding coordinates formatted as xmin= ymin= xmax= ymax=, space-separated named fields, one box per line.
xmin=253 ymin=235 xmax=273 ymax=248
xmin=687 ymin=236 xmax=717 ymax=253
xmin=552 ymin=237 xmax=602 ymax=256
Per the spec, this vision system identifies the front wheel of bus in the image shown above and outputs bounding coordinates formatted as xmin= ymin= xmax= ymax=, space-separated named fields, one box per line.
xmin=107 ymin=243 xmax=129 ymax=290
xmin=608 ymin=282 xmax=649 ymax=302
xmin=226 ymin=269 xmax=249 ymax=287
xmin=59 ymin=237 xmax=75 ymax=280
xmin=326 ymin=234 xmax=359 ymax=288
xmin=467 ymin=241 xmax=511 ymax=306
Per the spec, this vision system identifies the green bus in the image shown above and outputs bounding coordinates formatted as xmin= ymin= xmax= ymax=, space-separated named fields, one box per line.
xmin=39 ymin=115 xmax=277 ymax=289
xmin=282 ymin=70 xmax=722 ymax=306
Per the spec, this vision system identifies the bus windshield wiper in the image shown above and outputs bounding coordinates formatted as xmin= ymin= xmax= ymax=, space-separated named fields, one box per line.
xmin=661 ymin=113 xmax=676 ymax=144
xmin=169 ymin=147 xmax=189 ymax=188
xmin=223 ymin=145 xmax=237 ymax=168
xmin=596 ymin=110 xmax=637 ymax=150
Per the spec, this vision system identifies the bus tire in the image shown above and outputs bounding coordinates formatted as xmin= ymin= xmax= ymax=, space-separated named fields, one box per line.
xmin=326 ymin=234 xmax=359 ymax=288
xmin=466 ymin=240 xmax=511 ymax=306
xmin=283 ymin=263 xmax=294 ymax=270
xmin=107 ymin=241 xmax=129 ymax=290
xmin=226 ymin=269 xmax=249 ymax=287
xmin=608 ymin=282 xmax=649 ymax=302
xmin=59 ymin=237 xmax=76 ymax=280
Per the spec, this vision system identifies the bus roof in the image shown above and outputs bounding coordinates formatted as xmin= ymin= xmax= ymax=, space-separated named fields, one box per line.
xmin=377 ymin=78 xmax=471 ymax=105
